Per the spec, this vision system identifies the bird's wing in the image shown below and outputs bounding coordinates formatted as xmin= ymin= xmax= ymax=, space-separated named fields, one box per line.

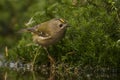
xmin=38 ymin=35 xmax=52 ymax=40
xmin=38 ymin=31 xmax=52 ymax=40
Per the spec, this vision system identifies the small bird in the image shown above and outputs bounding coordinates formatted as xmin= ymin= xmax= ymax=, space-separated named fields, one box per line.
xmin=26 ymin=18 xmax=68 ymax=64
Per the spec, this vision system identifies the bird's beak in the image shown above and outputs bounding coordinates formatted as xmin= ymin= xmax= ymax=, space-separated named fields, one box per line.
xmin=64 ymin=23 xmax=68 ymax=27
xmin=66 ymin=23 xmax=71 ymax=27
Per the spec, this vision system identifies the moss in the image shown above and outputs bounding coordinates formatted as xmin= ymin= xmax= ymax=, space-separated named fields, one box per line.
xmin=2 ymin=0 xmax=120 ymax=68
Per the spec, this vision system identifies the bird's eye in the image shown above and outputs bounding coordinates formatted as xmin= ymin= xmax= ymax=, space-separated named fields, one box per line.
xmin=59 ymin=24 xmax=63 ymax=27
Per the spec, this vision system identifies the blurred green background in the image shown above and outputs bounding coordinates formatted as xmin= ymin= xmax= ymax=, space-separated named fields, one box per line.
xmin=0 ymin=0 xmax=120 ymax=68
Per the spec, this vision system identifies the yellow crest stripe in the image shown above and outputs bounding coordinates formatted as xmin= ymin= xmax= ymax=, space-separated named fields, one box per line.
xmin=59 ymin=18 xmax=65 ymax=23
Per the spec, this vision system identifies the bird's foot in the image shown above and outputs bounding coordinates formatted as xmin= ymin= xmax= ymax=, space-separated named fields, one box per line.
xmin=47 ymin=55 xmax=55 ymax=65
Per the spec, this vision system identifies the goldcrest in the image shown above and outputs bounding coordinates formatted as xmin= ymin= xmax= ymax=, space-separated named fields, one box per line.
xmin=27 ymin=18 xmax=68 ymax=47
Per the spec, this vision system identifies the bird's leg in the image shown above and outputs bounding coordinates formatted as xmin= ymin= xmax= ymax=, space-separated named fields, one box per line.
xmin=43 ymin=47 xmax=55 ymax=65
